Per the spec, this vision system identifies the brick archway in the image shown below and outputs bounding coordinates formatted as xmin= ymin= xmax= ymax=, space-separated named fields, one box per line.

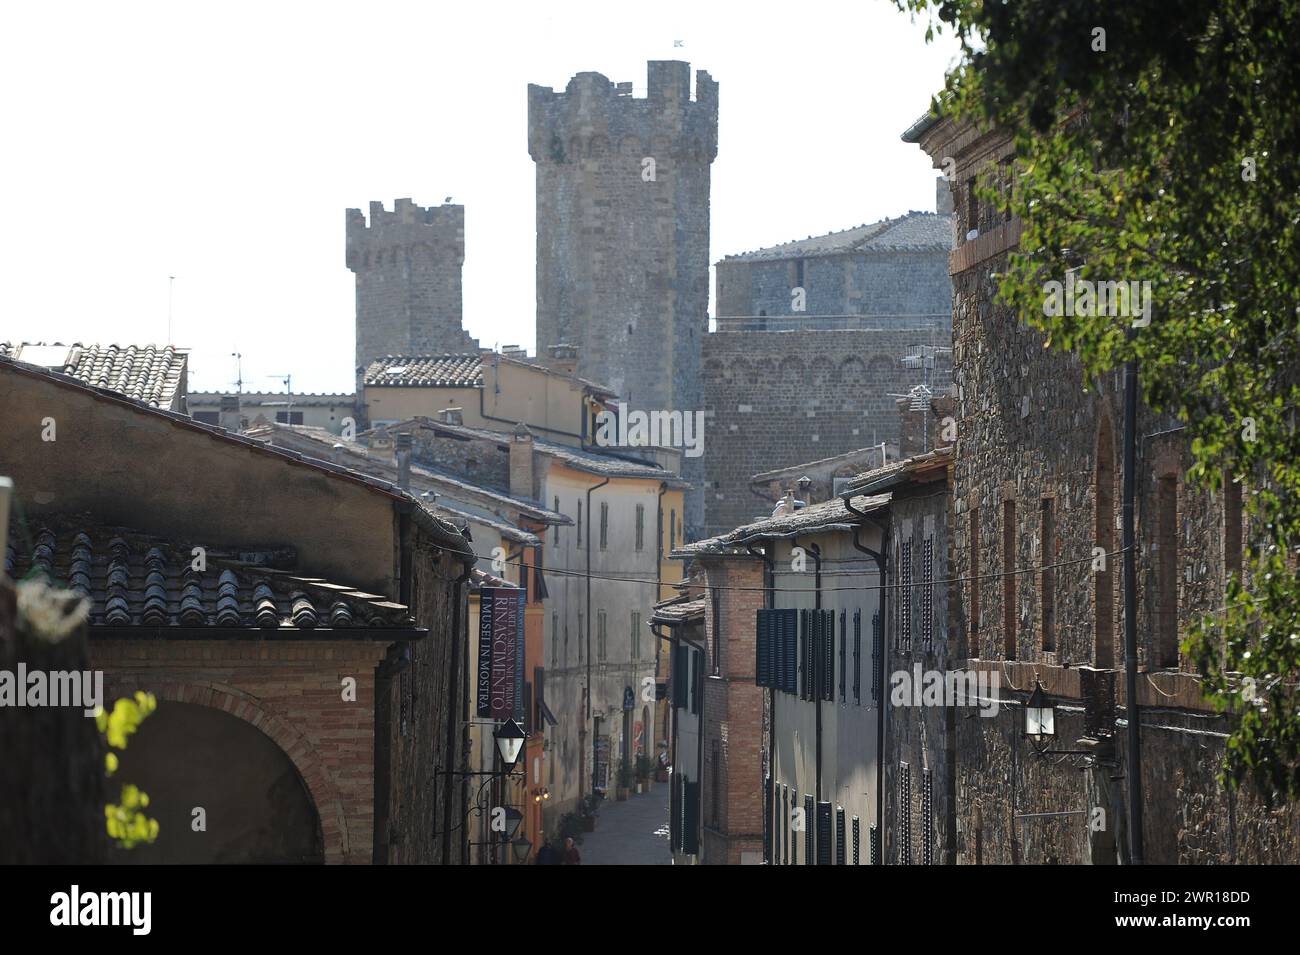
xmin=104 ymin=679 xmax=354 ymax=863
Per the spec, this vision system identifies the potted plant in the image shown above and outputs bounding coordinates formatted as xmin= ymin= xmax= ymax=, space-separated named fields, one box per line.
xmin=577 ymin=793 xmax=601 ymax=832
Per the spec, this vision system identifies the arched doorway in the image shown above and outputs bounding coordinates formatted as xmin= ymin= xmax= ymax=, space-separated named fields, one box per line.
xmin=111 ymin=701 xmax=324 ymax=864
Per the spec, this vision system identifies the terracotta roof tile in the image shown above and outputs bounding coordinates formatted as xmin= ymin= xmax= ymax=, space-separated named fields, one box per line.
xmin=5 ymin=520 xmax=416 ymax=632
xmin=0 ymin=342 xmax=188 ymax=408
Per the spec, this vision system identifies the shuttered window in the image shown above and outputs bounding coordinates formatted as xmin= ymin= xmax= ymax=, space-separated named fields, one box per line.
xmin=923 ymin=535 xmax=935 ymax=652
xmin=899 ymin=762 xmax=912 ymax=865
xmin=816 ymin=801 xmax=833 ymax=865
xmin=804 ymin=795 xmax=815 ymax=866
xmin=852 ymin=609 xmax=862 ymax=704
xmin=852 ymin=815 xmax=861 ymax=865
xmin=782 ymin=785 xmax=789 ymax=865
xmin=819 ymin=610 xmax=834 ymax=703
xmin=673 ymin=643 xmax=689 ymax=708
xmin=871 ymin=610 xmax=882 ymax=704
xmin=899 ymin=537 xmax=913 ymax=650
xmin=838 ymin=611 xmax=847 ymax=702
xmin=835 ymin=806 xmax=846 ymax=865
xmin=870 ymin=824 xmax=880 ymax=865
xmin=683 ymin=780 xmax=700 ymax=855
xmin=922 ymin=767 xmax=934 ymax=866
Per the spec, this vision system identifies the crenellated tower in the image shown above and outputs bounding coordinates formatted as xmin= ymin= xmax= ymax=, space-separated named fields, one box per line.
xmin=346 ymin=198 xmax=480 ymax=394
xmin=528 ymin=61 xmax=718 ymax=533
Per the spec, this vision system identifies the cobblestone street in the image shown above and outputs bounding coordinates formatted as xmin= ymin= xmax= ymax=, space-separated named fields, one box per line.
xmin=577 ymin=784 xmax=670 ymax=866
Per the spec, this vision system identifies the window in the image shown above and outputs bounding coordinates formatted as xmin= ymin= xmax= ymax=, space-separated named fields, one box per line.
xmin=870 ymin=610 xmax=881 ymax=704
xmin=1156 ymin=474 xmax=1180 ymax=667
xmin=899 ymin=537 xmax=913 ymax=651
xmin=635 ymin=503 xmax=645 ymax=551
xmin=597 ymin=610 xmax=607 ymax=661
xmin=274 ymin=410 xmax=304 ymax=425
xmin=631 ymin=611 xmax=641 ymax=660
xmin=852 ymin=816 xmax=861 ymax=865
xmin=1095 ymin=419 xmax=1116 ymax=667
xmin=852 ymin=609 xmax=861 ymax=705
xmin=670 ymin=509 xmax=677 ymax=549
xmin=922 ymin=768 xmax=934 ymax=865
xmin=577 ymin=501 xmax=582 ymax=545
xmin=899 ymin=762 xmax=912 ymax=865
xmin=1041 ymin=499 xmax=1055 ymax=652
xmin=599 ymin=502 xmax=609 ymax=551
xmin=922 ymin=536 xmax=935 ymax=653
xmin=554 ymin=496 xmax=561 ymax=549
xmin=969 ymin=506 xmax=980 ymax=656
xmin=838 ymin=611 xmax=846 ymax=702
xmin=1003 ymin=500 xmax=1016 ymax=659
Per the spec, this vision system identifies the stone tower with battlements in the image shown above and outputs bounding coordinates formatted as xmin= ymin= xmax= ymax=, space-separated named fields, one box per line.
xmin=529 ymin=61 xmax=718 ymax=534
xmin=346 ymin=198 xmax=480 ymax=395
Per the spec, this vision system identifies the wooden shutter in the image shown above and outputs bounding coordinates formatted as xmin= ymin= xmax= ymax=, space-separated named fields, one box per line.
xmin=835 ymin=806 xmax=846 ymax=865
xmin=670 ymin=768 xmax=681 ymax=851
xmin=870 ymin=824 xmax=880 ymax=865
xmin=821 ymin=609 xmax=835 ymax=703
xmin=781 ymin=610 xmax=798 ymax=694
xmin=804 ymin=794 xmax=814 ymax=865
xmin=816 ymin=801 xmax=833 ymax=865
xmin=922 ymin=767 xmax=934 ymax=865
xmin=763 ymin=776 xmax=772 ymax=863
xmin=852 ymin=609 xmax=862 ymax=704
xmin=683 ymin=780 xmax=700 ymax=855
xmin=871 ymin=610 xmax=882 ymax=705
xmin=756 ymin=609 xmax=776 ymax=688
xmin=799 ymin=610 xmax=810 ymax=700
xmin=899 ymin=762 xmax=913 ymax=865
xmin=839 ymin=610 xmax=847 ymax=702
xmin=852 ymin=815 xmax=861 ymax=865
xmin=673 ymin=643 xmax=689 ymax=708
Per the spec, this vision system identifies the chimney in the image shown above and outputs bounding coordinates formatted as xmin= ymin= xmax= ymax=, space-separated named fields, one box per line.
xmin=219 ymin=395 xmax=241 ymax=433
xmin=510 ymin=422 xmax=535 ymax=500
xmin=395 ymin=432 xmax=412 ymax=491
xmin=547 ymin=343 xmax=579 ymax=377
xmin=936 ymin=175 xmax=954 ymax=216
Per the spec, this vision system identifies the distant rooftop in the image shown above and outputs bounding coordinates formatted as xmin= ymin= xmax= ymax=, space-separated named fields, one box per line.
xmin=364 ymin=352 xmax=616 ymax=396
xmin=719 ymin=211 xmax=953 ymax=263
xmin=0 ymin=342 xmax=188 ymax=409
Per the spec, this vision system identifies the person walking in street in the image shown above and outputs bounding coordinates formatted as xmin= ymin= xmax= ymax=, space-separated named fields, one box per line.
xmin=562 ymin=836 xmax=582 ymax=865
xmin=535 ymin=839 xmax=560 ymax=865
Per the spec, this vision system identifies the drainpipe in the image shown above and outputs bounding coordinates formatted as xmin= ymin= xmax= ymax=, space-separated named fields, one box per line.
xmin=846 ymin=496 xmax=888 ymax=862
xmin=586 ymin=476 xmax=611 ymax=797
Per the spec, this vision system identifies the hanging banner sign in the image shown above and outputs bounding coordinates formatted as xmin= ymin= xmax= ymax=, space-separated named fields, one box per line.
xmin=478 ymin=587 xmax=525 ymax=721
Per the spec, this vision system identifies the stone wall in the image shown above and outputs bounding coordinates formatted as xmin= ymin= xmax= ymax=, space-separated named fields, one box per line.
xmin=716 ymin=248 xmax=951 ymax=320
xmin=346 ymin=198 xmax=480 ymax=395
xmin=529 ymin=61 xmax=716 ymax=534
xmin=702 ymin=328 xmax=952 ymax=537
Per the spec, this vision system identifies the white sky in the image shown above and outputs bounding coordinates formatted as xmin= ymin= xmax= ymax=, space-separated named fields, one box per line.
xmin=1 ymin=0 xmax=961 ymax=394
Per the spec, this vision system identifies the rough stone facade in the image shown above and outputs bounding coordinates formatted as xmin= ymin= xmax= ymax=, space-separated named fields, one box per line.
xmin=906 ymin=115 xmax=1300 ymax=863
xmin=703 ymin=327 xmax=951 ymax=536
xmin=529 ymin=60 xmax=717 ymax=534
xmin=346 ymin=198 xmax=480 ymax=395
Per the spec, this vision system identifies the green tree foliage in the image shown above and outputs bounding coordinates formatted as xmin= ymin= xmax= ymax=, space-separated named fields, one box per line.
xmin=895 ymin=0 xmax=1300 ymax=797
xmin=97 ymin=691 xmax=160 ymax=848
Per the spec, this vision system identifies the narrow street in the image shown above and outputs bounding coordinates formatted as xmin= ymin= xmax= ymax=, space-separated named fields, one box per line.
xmin=577 ymin=784 xmax=671 ymax=866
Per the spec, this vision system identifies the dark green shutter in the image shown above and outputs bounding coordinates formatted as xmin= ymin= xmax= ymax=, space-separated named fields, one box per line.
xmin=805 ymin=795 xmax=816 ymax=865
xmin=839 ymin=611 xmax=847 ymax=702
xmin=683 ymin=780 xmax=700 ymax=855
xmin=853 ymin=609 xmax=862 ymax=704
xmin=673 ymin=643 xmax=689 ymax=708
xmin=816 ymin=801 xmax=833 ymax=865
xmin=852 ymin=815 xmax=861 ymax=865
xmin=822 ymin=609 xmax=835 ymax=702
xmin=835 ymin=806 xmax=846 ymax=865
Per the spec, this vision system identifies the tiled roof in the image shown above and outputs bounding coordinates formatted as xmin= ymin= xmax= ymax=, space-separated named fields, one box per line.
xmin=190 ymin=391 xmax=355 ymax=406
xmin=250 ymin=422 xmax=570 ymax=525
xmin=5 ymin=521 xmax=417 ymax=632
xmin=675 ymin=493 xmax=891 ymax=556
xmin=651 ymin=594 xmax=705 ymax=625
xmin=392 ymin=417 xmax=688 ymax=486
xmin=720 ymin=211 xmax=953 ymax=262
xmin=363 ymin=352 xmax=618 ymax=397
xmin=0 ymin=342 xmax=188 ymax=409
xmin=364 ymin=354 xmax=483 ymax=387
xmin=842 ymin=446 xmax=953 ymax=494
